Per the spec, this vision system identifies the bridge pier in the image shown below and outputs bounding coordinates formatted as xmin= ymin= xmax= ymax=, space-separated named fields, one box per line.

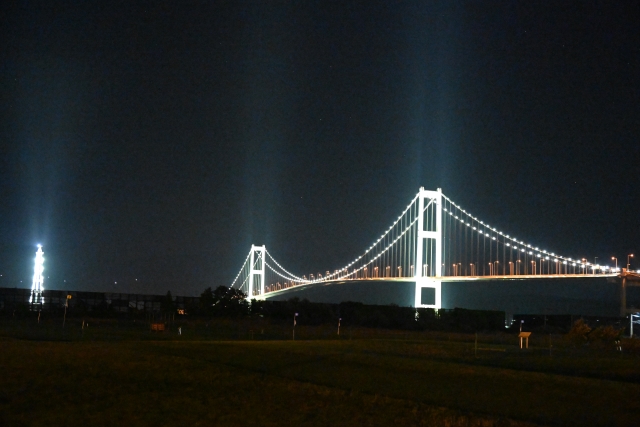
xmin=619 ymin=271 xmax=640 ymax=317
xmin=415 ymin=278 xmax=442 ymax=309
xmin=621 ymin=276 xmax=627 ymax=317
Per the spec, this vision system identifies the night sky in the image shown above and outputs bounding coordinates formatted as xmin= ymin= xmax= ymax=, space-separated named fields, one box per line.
xmin=1 ymin=2 xmax=639 ymax=296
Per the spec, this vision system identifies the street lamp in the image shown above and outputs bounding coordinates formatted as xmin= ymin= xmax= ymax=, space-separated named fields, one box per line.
xmin=494 ymin=260 xmax=499 ymax=276
xmin=628 ymin=254 xmax=634 ymax=271
xmin=63 ymin=294 xmax=72 ymax=328
xmin=293 ymin=313 xmax=298 ymax=340
xmin=337 ymin=318 xmax=341 ymax=335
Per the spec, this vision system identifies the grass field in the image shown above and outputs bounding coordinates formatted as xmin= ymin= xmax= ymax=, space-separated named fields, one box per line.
xmin=1 ymin=318 xmax=640 ymax=426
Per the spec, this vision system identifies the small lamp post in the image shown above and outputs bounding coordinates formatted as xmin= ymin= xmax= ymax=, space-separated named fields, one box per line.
xmin=293 ymin=312 xmax=298 ymax=340
xmin=63 ymin=294 xmax=72 ymax=328
xmin=337 ymin=318 xmax=341 ymax=335
xmin=628 ymin=254 xmax=634 ymax=271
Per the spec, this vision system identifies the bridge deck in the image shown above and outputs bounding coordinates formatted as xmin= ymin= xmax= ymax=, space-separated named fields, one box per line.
xmin=261 ymin=274 xmax=619 ymax=299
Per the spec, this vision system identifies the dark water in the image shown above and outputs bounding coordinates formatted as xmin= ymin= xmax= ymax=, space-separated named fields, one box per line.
xmin=266 ymin=277 xmax=637 ymax=317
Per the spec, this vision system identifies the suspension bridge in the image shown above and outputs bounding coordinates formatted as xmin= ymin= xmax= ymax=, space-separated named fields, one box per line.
xmin=229 ymin=188 xmax=636 ymax=313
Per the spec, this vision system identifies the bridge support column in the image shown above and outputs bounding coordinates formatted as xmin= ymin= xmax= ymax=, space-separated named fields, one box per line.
xmin=248 ymin=245 xmax=266 ymax=300
xmin=414 ymin=187 xmax=442 ymax=309
xmin=415 ymin=278 xmax=442 ymax=309
xmin=620 ymin=276 xmax=627 ymax=318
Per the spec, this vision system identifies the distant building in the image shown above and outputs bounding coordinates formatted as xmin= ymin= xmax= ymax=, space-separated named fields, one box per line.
xmin=0 ymin=287 xmax=199 ymax=314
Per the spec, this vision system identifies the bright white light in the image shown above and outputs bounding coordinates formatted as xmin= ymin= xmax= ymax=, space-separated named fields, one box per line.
xmin=29 ymin=245 xmax=44 ymax=305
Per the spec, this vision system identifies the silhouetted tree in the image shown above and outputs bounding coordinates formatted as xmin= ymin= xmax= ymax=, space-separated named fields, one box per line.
xmin=565 ymin=319 xmax=591 ymax=347
xmin=212 ymin=286 xmax=248 ymax=317
xmin=588 ymin=325 xmax=624 ymax=349
xmin=161 ymin=291 xmax=176 ymax=314
xmin=199 ymin=287 xmax=215 ymax=314
xmin=198 ymin=286 xmax=248 ymax=316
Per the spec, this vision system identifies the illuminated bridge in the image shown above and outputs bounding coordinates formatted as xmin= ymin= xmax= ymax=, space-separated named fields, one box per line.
xmin=230 ymin=188 xmax=638 ymax=316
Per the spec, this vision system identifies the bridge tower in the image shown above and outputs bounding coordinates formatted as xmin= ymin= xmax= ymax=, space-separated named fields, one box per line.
xmin=414 ymin=188 xmax=442 ymax=309
xmin=29 ymin=244 xmax=45 ymax=307
xmin=248 ymin=245 xmax=266 ymax=299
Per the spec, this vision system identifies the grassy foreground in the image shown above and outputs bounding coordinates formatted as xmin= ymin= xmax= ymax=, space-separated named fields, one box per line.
xmin=1 ymin=320 xmax=640 ymax=426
